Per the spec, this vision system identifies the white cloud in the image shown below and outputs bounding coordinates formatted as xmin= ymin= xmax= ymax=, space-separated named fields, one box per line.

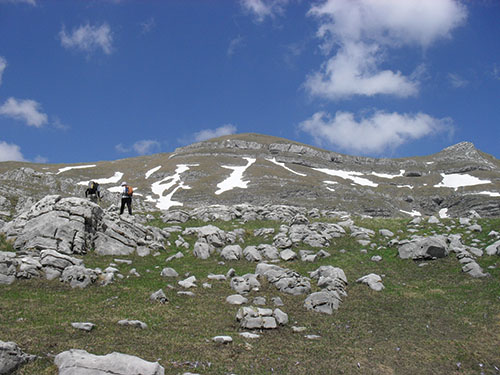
xmin=34 ymin=155 xmax=48 ymax=164
xmin=0 ymin=56 xmax=6 ymax=85
xmin=0 ymin=97 xmax=48 ymax=127
xmin=448 ymin=73 xmax=468 ymax=88
xmin=240 ymin=0 xmax=289 ymax=22
xmin=0 ymin=141 xmax=26 ymax=162
xmin=116 ymin=140 xmax=161 ymax=155
xmin=133 ymin=140 xmax=160 ymax=155
xmin=0 ymin=0 xmax=36 ymax=5
xmin=299 ymin=110 xmax=453 ymax=155
xmin=306 ymin=0 xmax=467 ymax=99
xmin=141 ymin=17 xmax=155 ymax=34
xmin=59 ymin=23 xmax=113 ymax=55
xmin=194 ymin=124 xmax=237 ymax=142
xmin=305 ymin=41 xmax=419 ymax=99
xmin=227 ymin=35 xmax=244 ymax=57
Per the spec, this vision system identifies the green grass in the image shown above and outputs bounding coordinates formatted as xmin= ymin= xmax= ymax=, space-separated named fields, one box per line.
xmin=1 ymin=217 xmax=500 ymax=374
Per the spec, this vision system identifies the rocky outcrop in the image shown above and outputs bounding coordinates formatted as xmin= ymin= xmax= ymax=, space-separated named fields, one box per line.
xmin=1 ymin=195 xmax=169 ymax=256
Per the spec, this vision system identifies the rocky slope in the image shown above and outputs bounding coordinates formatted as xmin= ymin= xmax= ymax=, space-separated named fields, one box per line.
xmin=0 ymin=133 xmax=498 ymax=219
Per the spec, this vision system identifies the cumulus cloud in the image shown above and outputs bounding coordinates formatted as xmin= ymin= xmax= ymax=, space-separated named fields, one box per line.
xmin=141 ymin=17 xmax=155 ymax=34
xmin=0 ymin=0 xmax=36 ymax=5
xmin=448 ymin=73 xmax=468 ymax=88
xmin=240 ymin=0 xmax=289 ymax=22
xmin=59 ymin=23 xmax=113 ymax=55
xmin=0 ymin=97 xmax=48 ymax=127
xmin=133 ymin=140 xmax=160 ymax=155
xmin=227 ymin=35 xmax=244 ymax=57
xmin=306 ymin=0 xmax=467 ymax=99
xmin=0 ymin=141 xmax=26 ymax=162
xmin=300 ymin=110 xmax=453 ymax=155
xmin=0 ymin=56 xmax=6 ymax=85
xmin=116 ymin=140 xmax=161 ymax=155
xmin=194 ymin=124 xmax=237 ymax=142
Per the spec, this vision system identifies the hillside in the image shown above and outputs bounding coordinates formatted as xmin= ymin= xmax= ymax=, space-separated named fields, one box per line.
xmin=0 ymin=133 xmax=499 ymax=220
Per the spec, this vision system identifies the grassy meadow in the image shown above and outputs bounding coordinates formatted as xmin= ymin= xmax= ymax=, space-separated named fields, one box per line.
xmin=1 ymin=216 xmax=500 ymax=374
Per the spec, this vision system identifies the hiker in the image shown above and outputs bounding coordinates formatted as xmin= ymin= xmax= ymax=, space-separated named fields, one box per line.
xmin=85 ymin=181 xmax=102 ymax=203
xmin=119 ymin=181 xmax=133 ymax=215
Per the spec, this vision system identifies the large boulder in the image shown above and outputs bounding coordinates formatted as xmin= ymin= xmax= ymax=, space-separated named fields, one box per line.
xmin=398 ymin=235 xmax=450 ymax=260
xmin=54 ymin=349 xmax=164 ymax=375
xmin=0 ymin=340 xmax=35 ymax=374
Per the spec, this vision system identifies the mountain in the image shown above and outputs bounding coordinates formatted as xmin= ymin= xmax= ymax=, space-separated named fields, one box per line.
xmin=0 ymin=133 xmax=499 ymax=219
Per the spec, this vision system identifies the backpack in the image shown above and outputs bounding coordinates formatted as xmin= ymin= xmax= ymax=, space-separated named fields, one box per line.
xmin=124 ymin=185 xmax=133 ymax=197
xmin=88 ymin=181 xmax=99 ymax=194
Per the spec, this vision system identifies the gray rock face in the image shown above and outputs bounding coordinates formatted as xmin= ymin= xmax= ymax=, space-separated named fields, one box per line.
xmin=54 ymin=349 xmax=164 ymax=375
xmin=0 ymin=340 xmax=35 ymax=375
xmin=1 ymin=196 xmax=168 ymax=257
xmin=398 ymin=236 xmax=450 ymax=260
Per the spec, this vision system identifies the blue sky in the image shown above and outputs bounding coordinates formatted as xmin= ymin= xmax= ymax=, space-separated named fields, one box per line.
xmin=0 ymin=0 xmax=499 ymax=163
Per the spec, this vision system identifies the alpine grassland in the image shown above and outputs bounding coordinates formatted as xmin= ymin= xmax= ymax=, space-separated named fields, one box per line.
xmin=1 ymin=217 xmax=500 ymax=374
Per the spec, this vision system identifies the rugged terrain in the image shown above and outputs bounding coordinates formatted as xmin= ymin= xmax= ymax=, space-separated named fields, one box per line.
xmin=0 ymin=133 xmax=499 ymax=221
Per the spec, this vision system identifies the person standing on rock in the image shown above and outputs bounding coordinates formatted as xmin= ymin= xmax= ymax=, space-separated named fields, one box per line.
xmin=85 ymin=181 xmax=102 ymax=203
xmin=119 ymin=181 xmax=133 ymax=215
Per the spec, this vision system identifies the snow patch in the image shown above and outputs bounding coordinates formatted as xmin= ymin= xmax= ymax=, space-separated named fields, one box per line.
xmin=145 ymin=166 xmax=161 ymax=179
xmin=266 ymin=158 xmax=307 ymax=177
xmin=215 ymin=157 xmax=256 ymax=195
xmin=313 ymin=168 xmax=378 ymax=187
xmin=151 ymin=164 xmax=198 ymax=210
xmin=370 ymin=170 xmax=405 ymax=179
xmin=439 ymin=208 xmax=449 ymax=219
xmin=397 ymin=185 xmax=414 ymax=189
xmin=57 ymin=164 xmax=96 ymax=174
xmin=400 ymin=209 xmax=422 ymax=217
xmin=471 ymin=191 xmax=500 ymax=198
xmin=434 ymin=173 xmax=491 ymax=190
xmin=78 ymin=172 xmax=124 ymax=186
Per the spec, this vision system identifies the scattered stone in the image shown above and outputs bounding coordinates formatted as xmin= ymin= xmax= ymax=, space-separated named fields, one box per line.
xmin=236 ymin=306 xmax=283 ymax=330
xmin=117 ymin=319 xmax=148 ymax=329
xmin=54 ymin=349 xmax=164 ymax=375
xmin=304 ymin=291 xmax=342 ymax=314
xmin=226 ymin=294 xmax=248 ymax=305
xmin=371 ymin=255 xmax=382 ymax=262
xmin=398 ymin=235 xmax=449 ymax=260
xmin=220 ymin=245 xmax=243 ymax=261
xmin=160 ymin=267 xmax=179 ymax=278
xmin=356 ymin=273 xmax=385 ymax=291
xmin=239 ymin=332 xmax=260 ymax=339
xmin=71 ymin=322 xmax=95 ymax=332
xmin=253 ymin=297 xmax=266 ymax=305
xmin=177 ymin=291 xmax=195 ymax=296
xmin=212 ymin=336 xmax=232 ymax=344
xmin=304 ymin=335 xmax=321 ymax=340
xmin=273 ymin=308 xmax=289 ymax=325
xmin=150 ymin=289 xmax=168 ymax=304
xmin=428 ymin=216 xmax=440 ymax=224
xmin=272 ymin=296 xmax=284 ymax=306
xmin=60 ymin=265 xmax=98 ymax=288
xmin=379 ymin=229 xmax=394 ymax=237
xmin=178 ymin=276 xmax=197 ymax=288
xmin=280 ymin=249 xmax=297 ymax=261
xmin=165 ymin=252 xmax=184 ymax=262
xmin=292 ymin=326 xmax=307 ymax=333
xmin=207 ymin=273 xmax=226 ymax=281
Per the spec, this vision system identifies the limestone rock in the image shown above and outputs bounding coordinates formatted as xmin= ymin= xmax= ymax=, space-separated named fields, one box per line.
xmin=54 ymin=349 xmax=164 ymax=375
xmin=60 ymin=265 xmax=98 ymax=288
xmin=0 ymin=340 xmax=35 ymax=375
xmin=398 ymin=235 xmax=449 ymax=260
xmin=356 ymin=273 xmax=385 ymax=291
xmin=304 ymin=291 xmax=342 ymax=314
xmin=71 ymin=322 xmax=95 ymax=332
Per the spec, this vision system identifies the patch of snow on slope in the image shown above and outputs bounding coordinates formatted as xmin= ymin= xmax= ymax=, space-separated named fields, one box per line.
xmin=471 ymin=191 xmax=500 ymax=197
xmin=78 ymin=172 xmax=124 ymax=186
xmin=151 ymin=164 xmax=198 ymax=210
xmin=215 ymin=157 xmax=256 ymax=195
xmin=266 ymin=158 xmax=307 ymax=177
xmin=370 ymin=170 xmax=405 ymax=179
xmin=145 ymin=166 xmax=161 ymax=179
xmin=434 ymin=173 xmax=491 ymax=190
xmin=400 ymin=209 xmax=421 ymax=217
xmin=313 ymin=168 xmax=378 ymax=188
xmin=57 ymin=164 xmax=96 ymax=174
xmin=439 ymin=208 xmax=449 ymax=219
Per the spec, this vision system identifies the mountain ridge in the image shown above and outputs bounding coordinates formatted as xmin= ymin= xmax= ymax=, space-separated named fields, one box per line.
xmin=0 ymin=133 xmax=499 ymax=219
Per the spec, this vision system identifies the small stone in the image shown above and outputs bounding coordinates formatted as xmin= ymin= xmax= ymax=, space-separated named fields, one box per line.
xmin=117 ymin=319 xmax=147 ymax=329
xmin=71 ymin=322 xmax=95 ymax=332
xmin=239 ymin=332 xmax=260 ymax=339
xmin=271 ymin=296 xmax=284 ymax=306
xmin=292 ymin=326 xmax=307 ymax=333
xmin=371 ymin=255 xmax=382 ymax=262
xmin=212 ymin=336 xmax=232 ymax=344
xmin=304 ymin=335 xmax=320 ymax=340
xmin=253 ymin=297 xmax=266 ymax=305
xmin=226 ymin=294 xmax=248 ymax=305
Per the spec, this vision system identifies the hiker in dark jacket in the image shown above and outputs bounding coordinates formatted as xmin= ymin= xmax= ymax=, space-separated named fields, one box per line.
xmin=119 ymin=181 xmax=133 ymax=215
xmin=85 ymin=181 xmax=102 ymax=203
